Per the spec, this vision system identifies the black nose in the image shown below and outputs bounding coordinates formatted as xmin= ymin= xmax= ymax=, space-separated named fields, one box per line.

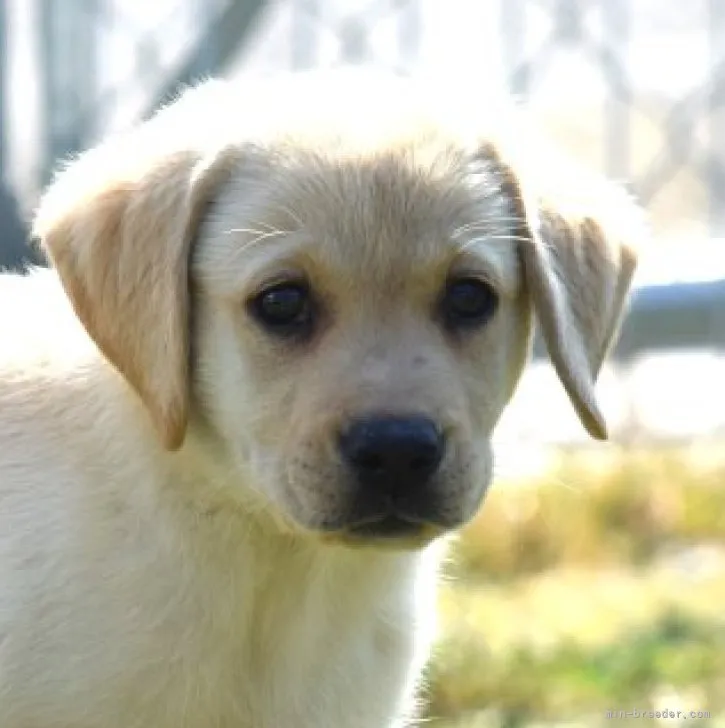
xmin=339 ymin=415 xmax=445 ymax=489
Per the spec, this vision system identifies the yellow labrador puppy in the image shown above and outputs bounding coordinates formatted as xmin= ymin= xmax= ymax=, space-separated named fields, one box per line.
xmin=0 ymin=72 xmax=640 ymax=727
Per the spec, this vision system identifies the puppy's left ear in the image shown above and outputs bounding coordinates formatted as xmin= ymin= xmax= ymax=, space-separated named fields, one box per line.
xmin=33 ymin=117 xmax=239 ymax=450
xmin=482 ymin=139 xmax=642 ymax=440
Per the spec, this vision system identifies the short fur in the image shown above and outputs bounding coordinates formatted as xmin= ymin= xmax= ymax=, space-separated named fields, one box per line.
xmin=0 ymin=71 xmax=641 ymax=727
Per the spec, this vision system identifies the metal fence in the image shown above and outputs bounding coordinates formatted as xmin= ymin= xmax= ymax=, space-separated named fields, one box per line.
xmin=278 ymin=0 xmax=725 ymax=242
xmin=502 ymin=0 xmax=725 ymax=238
xmin=1 ymin=1 xmax=723 ymax=357
xmin=3 ymin=1 xmax=720 ymax=230
xmin=3 ymin=2 xmax=723 ymax=236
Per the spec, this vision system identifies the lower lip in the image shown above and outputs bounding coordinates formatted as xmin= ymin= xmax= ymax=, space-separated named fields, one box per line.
xmin=347 ymin=514 xmax=426 ymax=539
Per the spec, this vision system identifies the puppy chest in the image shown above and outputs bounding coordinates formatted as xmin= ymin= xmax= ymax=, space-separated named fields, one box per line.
xmin=91 ymin=559 xmax=417 ymax=727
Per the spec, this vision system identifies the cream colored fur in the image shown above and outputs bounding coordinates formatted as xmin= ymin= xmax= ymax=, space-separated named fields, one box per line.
xmin=0 ymin=71 xmax=641 ymax=727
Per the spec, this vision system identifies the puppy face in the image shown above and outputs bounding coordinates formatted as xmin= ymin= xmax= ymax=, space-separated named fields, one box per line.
xmin=190 ymin=146 xmax=532 ymax=545
xmin=34 ymin=75 xmax=641 ymax=549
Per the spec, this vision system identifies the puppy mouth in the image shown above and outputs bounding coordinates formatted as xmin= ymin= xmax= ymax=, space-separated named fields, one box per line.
xmin=329 ymin=502 xmax=449 ymax=547
xmin=346 ymin=512 xmax=426 ymax=539
xmin=320 ymin=512 xmax=441 ymax=550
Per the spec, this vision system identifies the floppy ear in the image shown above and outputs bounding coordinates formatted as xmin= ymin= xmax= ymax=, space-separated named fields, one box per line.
xmin=33 ymin=121 xmax=239 ymax=451
xmin=482 ymin=139 xmax=641 ymax=440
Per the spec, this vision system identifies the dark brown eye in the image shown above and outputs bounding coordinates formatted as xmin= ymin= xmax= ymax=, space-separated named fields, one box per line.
xmin=249 ymin=283 xmax=314 ymax=337
xmin=441 ymin=278 xmax=498 ymax=329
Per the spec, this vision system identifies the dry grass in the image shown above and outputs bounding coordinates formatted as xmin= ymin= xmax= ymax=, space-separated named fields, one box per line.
xmin=421 ymin=445 xmax=725 ymax=727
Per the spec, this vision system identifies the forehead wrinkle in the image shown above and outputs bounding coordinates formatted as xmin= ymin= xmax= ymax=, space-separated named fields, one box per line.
xmin=271 ymin=148 xmax=491 ymax=275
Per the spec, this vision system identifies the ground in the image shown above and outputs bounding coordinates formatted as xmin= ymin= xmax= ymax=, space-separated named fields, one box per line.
xmin=423 ymin=445 xmax=725 ymax=727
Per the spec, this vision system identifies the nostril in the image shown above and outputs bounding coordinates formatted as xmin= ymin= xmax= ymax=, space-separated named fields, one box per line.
xmin=410 ymin=451 xmax=437 ymax=473
xmin=353 ymin=449 xmax=385 ymax=475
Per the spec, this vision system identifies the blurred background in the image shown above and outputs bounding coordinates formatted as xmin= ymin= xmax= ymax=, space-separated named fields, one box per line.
xmin=0 ymin=1 xmax=723 ymax=725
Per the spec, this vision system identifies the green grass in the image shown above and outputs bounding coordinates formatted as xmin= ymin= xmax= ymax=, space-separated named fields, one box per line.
xmin=421 ymin=445 xmax=725 ymax=727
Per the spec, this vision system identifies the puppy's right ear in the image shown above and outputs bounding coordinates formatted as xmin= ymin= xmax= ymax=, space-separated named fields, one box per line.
xmin=33 ymin=103 xmax=240 ymax=450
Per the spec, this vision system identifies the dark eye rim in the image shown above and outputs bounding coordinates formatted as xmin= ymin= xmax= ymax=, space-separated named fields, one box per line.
xmin=247 ymin=281 xmax=315 ymax=338
xmin=440 ymin=276 xmax=499 ymax=330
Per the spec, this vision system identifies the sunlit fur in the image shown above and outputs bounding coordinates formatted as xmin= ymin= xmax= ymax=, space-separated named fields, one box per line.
xmin=0 ymin=71 xmax=641 ymax=727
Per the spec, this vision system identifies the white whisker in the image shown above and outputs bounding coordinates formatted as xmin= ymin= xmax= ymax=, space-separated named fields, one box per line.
xmin=275 ymin=204 xmax=305 ymax=229
xmin=457 ymin=234 xmax=533 ymax=254
xmin=224 ymin=228 xmax=291 ymax=251
xmin=452 ymin=216 xmax=526 ymax=235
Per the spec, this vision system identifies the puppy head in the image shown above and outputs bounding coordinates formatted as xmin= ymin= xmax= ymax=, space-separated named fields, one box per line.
xmin=34 ymin=77 xmax=640 ymax=548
